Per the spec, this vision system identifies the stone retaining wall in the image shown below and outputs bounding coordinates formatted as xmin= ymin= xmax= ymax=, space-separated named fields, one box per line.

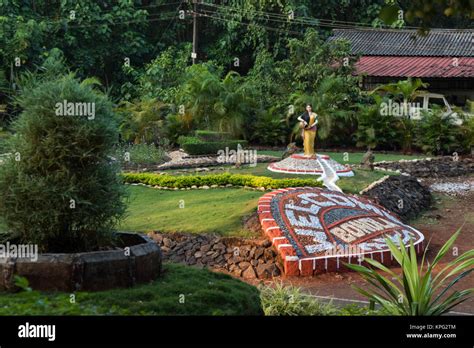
xmin=375 ymin=156 xmax=474 ymax=178
xmin=147 ymin=232 xmax=281 ymax=279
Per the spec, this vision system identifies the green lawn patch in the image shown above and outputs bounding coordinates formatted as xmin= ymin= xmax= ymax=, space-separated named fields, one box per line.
xmin=158 ymin=164 xmax=395 ymax=195
xmin=0 ymin=263 xmax=263 ymax=315
xmin=119 ymin=186 xmax=263 ymax=236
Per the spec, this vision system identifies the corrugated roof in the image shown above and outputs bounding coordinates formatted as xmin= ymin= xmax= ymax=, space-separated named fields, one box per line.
xmin=330 ymin=29 xmax=474 ymax=57
xmin=355 ymin=56 xmax=474 ymax=77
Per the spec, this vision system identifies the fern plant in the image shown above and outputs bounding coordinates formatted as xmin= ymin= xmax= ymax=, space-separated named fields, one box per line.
xmin=346 ymin=229 xmax=474 ymax=316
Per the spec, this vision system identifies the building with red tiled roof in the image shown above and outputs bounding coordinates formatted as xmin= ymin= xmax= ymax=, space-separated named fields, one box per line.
xmin=329 ymin=28 xmax=474 ymax=105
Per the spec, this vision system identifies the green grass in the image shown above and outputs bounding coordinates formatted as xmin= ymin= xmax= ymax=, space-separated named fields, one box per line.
xmin=258 ymin=150 xmax=427 ymax=164
xmin=160 ymin=163 xmax=394 ymax=195
xmin=0 ymin=263 xmax=263 ymax=315
xmin=119 ymin=186 xmax=262 ymax=236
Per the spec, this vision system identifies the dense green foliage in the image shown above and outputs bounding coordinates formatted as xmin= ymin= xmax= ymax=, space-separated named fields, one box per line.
xmin=415 ymin=108 xmax=474 ymax=155
xmin=0 ymin=1 xmax=471 ymax=154
xmin=114 ymin=143 xmax=168 ymax=165
xmin=0 ymin=74 xmax=126 ymax=252
xmin=0 ymin=263 xmax=263 ymax=315
xmin=178 ymin=137 xmax=248 ymax=155
xmin=122 ymin=172 xmax=323 ymax=189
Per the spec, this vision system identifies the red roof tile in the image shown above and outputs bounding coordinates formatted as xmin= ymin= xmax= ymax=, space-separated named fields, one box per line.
xmin=355 ymin=56 xmax=474 ymax=78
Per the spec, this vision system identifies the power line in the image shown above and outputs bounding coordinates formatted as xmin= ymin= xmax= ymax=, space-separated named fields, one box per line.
xmin=201 ymin=2 xmax=411 ymax=29
xmin=195 ymin=12 xmax=304 ymax=37
xmin=155 ymin=0 xmax=186 ymax=44
xmin=197 ymin=8 xmax=470 ymax=53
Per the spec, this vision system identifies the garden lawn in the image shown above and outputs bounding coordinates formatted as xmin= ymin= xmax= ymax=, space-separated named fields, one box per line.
xmin=119 ymin=186 xmax=262 ymax=236
xmin=159 ymin=164 xmax=395 ymax=195
xmin=0 ymin=263 xmax=263 ymax=315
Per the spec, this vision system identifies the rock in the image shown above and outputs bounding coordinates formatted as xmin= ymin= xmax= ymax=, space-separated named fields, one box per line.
xmin=194 ymin=251 xmax=202 ymax=258
xmin=264 ymin=248 xmax=276 ymax=261
xmin=163 ymin=238 xmax=174 ymax=248
xmin=362 ymin=175 xmax=432 ymax=222
xmin=200 ymin=244 xmax=211 ymax=253
xmin=149 ymin=233 xmax=163 ymax=244
xmin=242 ymin=266 xmax=257 ymax=279
xmin=256 ymin=263 xmax=281 ymax=279
xmin=282 ymin=142 xmax=298 ymax=159
xmin=191 ymin=185 xmax=197 ymax=189
xmin=238 ymin=261 xmax=251 ymax=270
xmin=213 ymin=242 xmax=226 ymax=251
xmin=187 ymin=256 xmax=196 ymax=265
xmin=249 ymin=246 xmax=256 ymax=259
xmin=211 ymin=185 xmax=218 ymax=188
xmin=202 ymin=185 xmax=210 ymax=189
xmin=360 ymin=149 xmax=375 ymax=171
xmin=211 ymin=251 xmax=221 ymax=259
xmin=254 ymin=248 xmax=264 ymax=259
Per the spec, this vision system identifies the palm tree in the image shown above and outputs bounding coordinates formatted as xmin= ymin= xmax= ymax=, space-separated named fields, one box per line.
xmin=180 ymin=65 xmax=254 ymax=139
xmin=117 ymin=98 xmax=167 ymax=144
xmin=290 ymin=75 xmax=353 ymax=141
xmin=370 ymin=78 xmax=428 ymax=154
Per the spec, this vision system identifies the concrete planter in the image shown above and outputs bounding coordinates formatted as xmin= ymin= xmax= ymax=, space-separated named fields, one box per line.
xmin=0 ymin=232 xmax=162 ymax=292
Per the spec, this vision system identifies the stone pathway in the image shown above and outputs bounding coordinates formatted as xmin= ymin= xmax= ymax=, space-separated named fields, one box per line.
xmin=429 ymin=178 xmax=474 ymax=196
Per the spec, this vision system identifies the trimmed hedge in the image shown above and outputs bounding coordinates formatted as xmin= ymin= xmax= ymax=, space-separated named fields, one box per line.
xmin=195 ymin=130 xmax=230 ymax=141
xmin=179 ymin=136 xmax=248 ymax=156
xmin=122 ymin=172 xmax=323 ymax=189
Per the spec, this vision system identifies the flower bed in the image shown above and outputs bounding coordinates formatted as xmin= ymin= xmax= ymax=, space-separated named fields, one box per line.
xmin=122 ymin=172 xmax=323 ymax=190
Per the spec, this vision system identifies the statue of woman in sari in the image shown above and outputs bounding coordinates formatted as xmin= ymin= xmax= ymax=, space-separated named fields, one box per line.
xmin=297 ymin=104 xmax=318 ymax=157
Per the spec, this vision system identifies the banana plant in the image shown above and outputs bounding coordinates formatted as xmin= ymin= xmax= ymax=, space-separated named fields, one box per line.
xmin=346 ymin=229 xmax=474 ymax=315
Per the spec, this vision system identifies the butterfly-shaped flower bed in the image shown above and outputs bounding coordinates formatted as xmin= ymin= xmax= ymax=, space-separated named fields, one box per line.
xmin=257 ymin=187 xmax=425 ymax=276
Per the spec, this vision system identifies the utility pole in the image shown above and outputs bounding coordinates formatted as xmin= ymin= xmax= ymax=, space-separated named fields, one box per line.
xmin=191 ymin=0 xmax=199 ymax=64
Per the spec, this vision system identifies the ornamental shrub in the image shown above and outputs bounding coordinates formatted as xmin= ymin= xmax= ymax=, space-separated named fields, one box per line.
xmin=0 ymin=75 xmax=127 ymax=252
xmin=122 ymin=172 xmax=323 ymax=189
xmin=178 ymin=136 xmax=248 ymax=155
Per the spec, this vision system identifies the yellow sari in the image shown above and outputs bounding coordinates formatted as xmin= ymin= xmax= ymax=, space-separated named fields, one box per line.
xmin=303 ymin=113 xmax=317 ymax=157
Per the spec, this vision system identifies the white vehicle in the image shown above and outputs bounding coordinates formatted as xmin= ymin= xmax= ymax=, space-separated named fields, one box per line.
xmin=411 ymin=92 xmax=465 ymax=125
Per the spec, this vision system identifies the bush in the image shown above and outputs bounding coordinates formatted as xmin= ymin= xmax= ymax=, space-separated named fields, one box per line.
xmin=122 ymin=172 xmax=323 ymax=189
xmin=260 ymin=282 xmax=337 ymax=315
xmin=195 ymin=130 xmax=230 ymax=141
xmin=114 ymin=143 xmax=167 ymax=165
xmin=415 ymin=108 xmax=469 ymax=155
xmin=0 ymin=74 xmax=127 ymax=252
xmin=0 ymin=129 xmax=10 ymax=153
xmin=178 ymin=135 xmax=248 ymax=155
